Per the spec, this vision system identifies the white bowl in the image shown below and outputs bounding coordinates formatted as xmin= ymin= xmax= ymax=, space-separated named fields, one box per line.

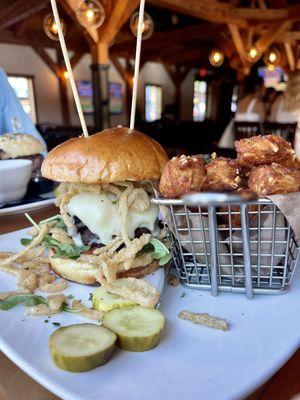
xmin=0 ymin=159 xmax=32 ymax=204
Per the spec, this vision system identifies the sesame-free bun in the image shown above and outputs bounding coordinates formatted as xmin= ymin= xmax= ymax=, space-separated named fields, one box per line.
xmin=0 ymin=133 xmax=45 ymax=159
xmin=49 ymin=251 xmax=160 ymax=285
xmin=41 ymin=127 xmax=168 ymax=184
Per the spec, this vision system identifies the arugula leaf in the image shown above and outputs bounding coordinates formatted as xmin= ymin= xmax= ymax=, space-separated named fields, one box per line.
xmin=20 ymin=238 xmax=32 ymax=246
xmin=0 ymin=294 xmax=47 ymax=311
xmin=141 ymin=238 xmax=172 ymax=266
xmin=22 ymin=233 xmax=88 ymax=259
xmin=43 ymin=234 xmax=90 ymax=259
xmin=24 ymin=296 xmax=47 ymax=307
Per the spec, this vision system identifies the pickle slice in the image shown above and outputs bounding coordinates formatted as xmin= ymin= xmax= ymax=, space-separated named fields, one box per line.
xmin=92 ymin=286 xmax=136 ymax=312
xmin=49 ymin=324 xmax=116 ymax=372
xmin=103 ymin=306 xmax=165 ymax=352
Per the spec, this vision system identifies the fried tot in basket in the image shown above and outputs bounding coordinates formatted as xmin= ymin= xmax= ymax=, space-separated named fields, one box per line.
xmin=248 ymin=163 xmax=300 ymax=196
xmin=159 ymin=155 xmax=206 ymax=198
xmin=204 ymin=157 xmax=241 ymax=191
xmin=235 ymin=135 xmax=295 ymax=167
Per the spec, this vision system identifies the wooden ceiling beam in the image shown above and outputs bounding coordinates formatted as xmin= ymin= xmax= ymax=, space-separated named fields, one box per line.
xmin=99 ymin=0 xmax=139 ymax=44
xmin=227 ymin=24 xmax=248 ymax=71
xmin=284 ymin=32 xmax=300 ymax=41
xmin=148 ymin=0 xmax=248 ymax=28
xmin=163 ymin=64 xmax=190 ymax=86
xmin=255 ymin=21 xmax=291 ymax=53
xmin=62 ymin=0 xmax=98 ymax=44
xmin=257 ymin=0 xmax=267 ymax=9
xmin=271 ymin=0 xmax=287 ymax=6
xmin=0 ymin=0 xmax=48 ymax=29
xmin=111 ymin=24 xmax=214 ymax=55
xmin=284 ymin=42 xmax=295 ymax=72
xmin=162 ymin=49 xmax=207 ymax=65
xmin=150 ymin=0 xmax=300 ymax=24
xmin=111 ymin=57 xmax=130 ymax=84
xmin=32 ymin=46 xmax=60 ymax=76
xmin=70 ymin=51 xmax=85 ymax=68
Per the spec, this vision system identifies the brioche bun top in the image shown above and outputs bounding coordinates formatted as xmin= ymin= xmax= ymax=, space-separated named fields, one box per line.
xmin=41 ymin=126 xmax=168 ymax=184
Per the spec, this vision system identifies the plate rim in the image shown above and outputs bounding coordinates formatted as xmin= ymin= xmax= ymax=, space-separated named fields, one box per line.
xmin=0 ymin=198 xmax=55 ymax=216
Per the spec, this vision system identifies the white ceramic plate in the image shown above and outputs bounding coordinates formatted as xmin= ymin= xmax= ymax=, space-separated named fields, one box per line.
xmin=0 ymin=198 xmax=55 ymax=216
xmin=1 ymin=229 xmax=300 ymax=400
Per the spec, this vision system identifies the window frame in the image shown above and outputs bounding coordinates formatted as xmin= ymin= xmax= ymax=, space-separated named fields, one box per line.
xmin=144 ymin=83 xmax=163 ymax=122
xmin=7 ymin=73 xmax=39 ymax=124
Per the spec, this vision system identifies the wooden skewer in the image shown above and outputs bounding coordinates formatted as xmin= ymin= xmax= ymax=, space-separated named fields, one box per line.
xmin=50 ymin=0 xmax=89 ymax=138
xmin=129 ymin=0 xmax=146 ymax=130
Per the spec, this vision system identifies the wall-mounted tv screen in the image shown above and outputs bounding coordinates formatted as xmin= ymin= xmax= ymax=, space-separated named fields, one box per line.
xmin=258 ymin=66 xmax=287 ymax=91
xmin=76 ymin=80 xmax=123 ymax=115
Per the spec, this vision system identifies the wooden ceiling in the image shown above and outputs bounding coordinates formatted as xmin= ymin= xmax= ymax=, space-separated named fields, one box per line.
xmin=0 ymin=0 xmax=300 ymax=73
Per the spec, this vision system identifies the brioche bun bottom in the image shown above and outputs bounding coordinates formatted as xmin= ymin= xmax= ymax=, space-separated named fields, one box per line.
xmin=49 ymin=251 xmax=160 ymax=285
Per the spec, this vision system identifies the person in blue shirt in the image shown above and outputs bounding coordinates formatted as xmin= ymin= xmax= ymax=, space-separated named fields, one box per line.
xmin=0 ymin=68 xmax=47 ymax=152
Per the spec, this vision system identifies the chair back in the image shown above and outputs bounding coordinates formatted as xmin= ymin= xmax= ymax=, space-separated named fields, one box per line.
xmin=233 ymin=121 xmax=263 ymax=140
xmin=263 ymin=122 xmax=297 ymax=147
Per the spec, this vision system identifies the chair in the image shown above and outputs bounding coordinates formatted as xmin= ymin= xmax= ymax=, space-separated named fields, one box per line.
xmin=263 ymin=122 xmax=297 ymax=148
xmin=233 ymin=121 xmax=263 ymax=141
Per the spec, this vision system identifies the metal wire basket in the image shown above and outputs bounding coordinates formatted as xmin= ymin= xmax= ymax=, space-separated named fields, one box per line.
xmin=153 ymin=193 xmax=300 ymax=298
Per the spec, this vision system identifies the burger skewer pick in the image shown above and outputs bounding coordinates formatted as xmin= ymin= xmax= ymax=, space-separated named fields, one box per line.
xmin=130 ymin=0 xmax=146 ymax=130
xmin=50 ymin=0 xmax=89 ymax=138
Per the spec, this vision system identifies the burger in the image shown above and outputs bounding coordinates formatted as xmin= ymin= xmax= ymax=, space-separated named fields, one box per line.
xmin=41 ymin=126 xmax=170 ymax=285
xmin=0 ymin=133 xmax=45 ymax=172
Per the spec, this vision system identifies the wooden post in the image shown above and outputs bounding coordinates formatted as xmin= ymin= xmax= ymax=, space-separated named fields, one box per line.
xmin=57 ymin=51 xmax=71 ymax=126
xmin=91 ymin=42 xmax=110 ymax=131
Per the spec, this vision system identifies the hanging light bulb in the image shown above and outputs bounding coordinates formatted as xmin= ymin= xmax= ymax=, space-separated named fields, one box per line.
xmin=130 ymin=11 xmax=154 ymax=40
xmin=43 ymin=13 xmax=66 ymax=41
xmin=264 ymin=48 xmax=281 ymax=67
xmin=245 ymin=46 xmax=261 ymax=63
xmin=63 ymin=70 xmax=69 ymax=79
xmin=209 ymin=48 xmax=225 ymax=67
xmin=76 ymin=0 xmax=105 ymax=29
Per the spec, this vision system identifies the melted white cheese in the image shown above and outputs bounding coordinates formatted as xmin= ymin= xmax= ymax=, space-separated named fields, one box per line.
xmin=67 ymin=192 xmax=158 ymax=245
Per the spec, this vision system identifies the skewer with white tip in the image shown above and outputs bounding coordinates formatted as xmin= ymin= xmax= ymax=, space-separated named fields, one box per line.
xmin=50 ymin=0 xmax=89 ymax=138
xmin=130 ymin=0 xmax=146 ymax=130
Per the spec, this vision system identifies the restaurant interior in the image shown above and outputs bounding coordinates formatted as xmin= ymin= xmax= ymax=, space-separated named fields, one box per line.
xmin=2 ymin=0 xmax=300 ymax=399
xmin=2 ymin=0 xmax=300 ymax=157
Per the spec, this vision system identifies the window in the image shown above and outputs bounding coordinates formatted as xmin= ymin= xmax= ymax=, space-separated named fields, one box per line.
xmin=193 ymin=80 xmax=207 ymax=122
xmin=145 ymin=84 xmax=162 ymax=122
xmin=231 ymin=84 xmax=238 ymax=113
xmin=8 ymin=75 xmax=37 ymax=123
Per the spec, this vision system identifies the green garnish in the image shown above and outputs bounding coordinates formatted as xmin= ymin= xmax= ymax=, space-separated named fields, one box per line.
xmin=67 ymin=294 xmax=74 ymax=299
xmin=89 ymin=293 xmax=93 ymax=301
xmin=142 ymin=238 xmax=172 ymax=266
xmin=22 ymin=214 xmax=87 ymax=259
xmin=43 ymin=234 xmax=90 ymax=259
xmin=111 ymin=200 xmax=117 ymax=205
xmin=20 ymin=238 xmax=32 ymax=246
xmin=0 ymin=294 xmax=47 ymax=311
xmin=52 ymin=322 xmax=61 ymax=327
xmin=180 ymin=292 xmax=186 ymax=298
xmin=25 ymin=213 xmax=40 ymax=230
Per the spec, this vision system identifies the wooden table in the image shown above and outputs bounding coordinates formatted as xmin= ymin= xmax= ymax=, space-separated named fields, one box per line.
xmin=0 ymin=205 xmax=300 ymax=400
